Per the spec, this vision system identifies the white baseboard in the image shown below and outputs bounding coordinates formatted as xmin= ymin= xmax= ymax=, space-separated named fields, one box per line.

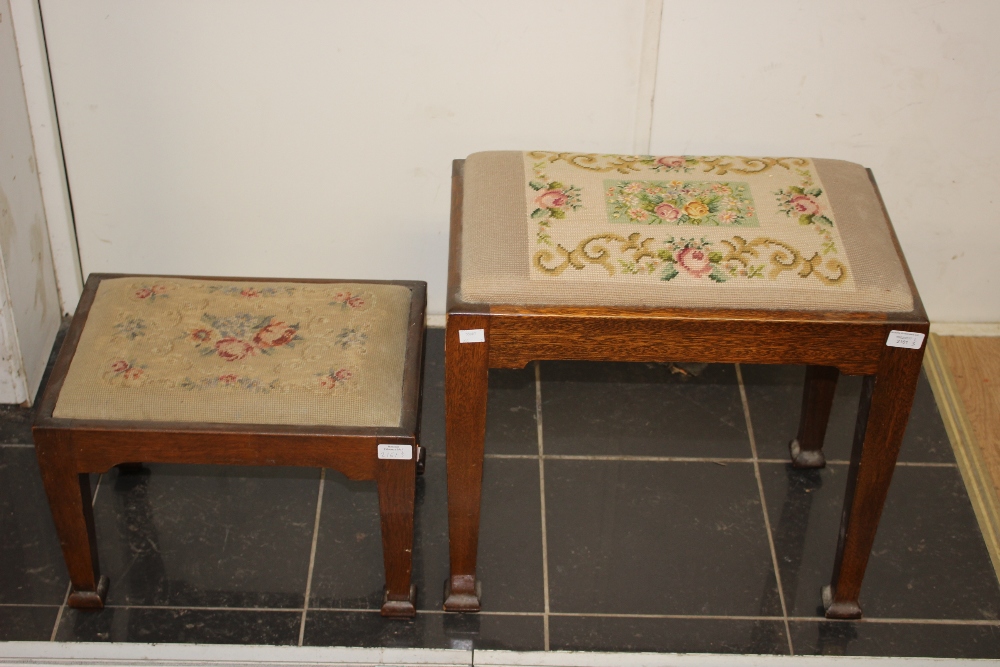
xmin=930 ymin=322 xmax=1000 ymax=336
xmin=0 ymin=643 xmax=986 ymax=667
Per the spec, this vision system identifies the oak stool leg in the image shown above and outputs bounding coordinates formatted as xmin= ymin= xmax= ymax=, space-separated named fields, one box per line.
xmin=824 ymin=344 xmax=924 ymax=619
xmin=34 ymin=434 xmax=108 ymax=609
xmin=790 ymin=365 xmax=839 ymax=469
xmin=443 ymin=314 xmax=489 ymax=612
xmin=376 ymin=454 xmax=418 ymax=618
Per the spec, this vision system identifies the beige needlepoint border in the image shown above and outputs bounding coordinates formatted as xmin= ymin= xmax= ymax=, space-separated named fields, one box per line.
xmin=459 ymin=151 xmax=914 ymax=312
xmin=53 ymin=278 xmax=414 ymax=428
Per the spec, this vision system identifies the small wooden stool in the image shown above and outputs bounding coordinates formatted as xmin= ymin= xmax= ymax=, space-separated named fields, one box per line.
xmin=443 ymin=152 xmax=927 ymax=619
xmin=33 ymin=274 xmax=426 ymax=618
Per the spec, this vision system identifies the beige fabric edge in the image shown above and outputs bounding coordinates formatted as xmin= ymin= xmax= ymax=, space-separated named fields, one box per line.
xmin=459 ymin=151 xmax=914 ymax=312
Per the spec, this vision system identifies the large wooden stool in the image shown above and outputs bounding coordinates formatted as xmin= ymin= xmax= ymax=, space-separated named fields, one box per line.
xmin=34 ymin=274 xmax=426 ymax=618
xmin=443 ymin=152 xmax=928 ymax=619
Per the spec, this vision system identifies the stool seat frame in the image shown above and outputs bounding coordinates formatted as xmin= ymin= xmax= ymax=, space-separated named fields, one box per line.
xmin=442 ymin=160 xmax=928 ymax=619
xmin=34 ymin=274 xmax=427 ymax=618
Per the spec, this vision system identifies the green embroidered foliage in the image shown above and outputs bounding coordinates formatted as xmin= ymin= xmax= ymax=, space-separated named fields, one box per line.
xmin=605 ymin=180 xmax=758 ymax=227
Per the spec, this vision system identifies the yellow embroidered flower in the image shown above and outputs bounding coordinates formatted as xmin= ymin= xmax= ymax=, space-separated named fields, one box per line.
xmin=684 ymin=201 xmax=710 ymax=218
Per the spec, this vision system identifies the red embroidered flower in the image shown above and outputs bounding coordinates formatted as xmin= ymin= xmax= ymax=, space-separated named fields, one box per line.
xmin=123 ymin=367 xmax=144 ymax=380
xmin=110 ymin=360 xmax=130 ymax=373
xmin=334 ymin=292 xmax=364 ymax=309
xmin=150 ymin=285 xmax=168 ymax=295
xmin=319 ymin=368 xmax=352 ymax=389
xmin=240 ymin=288 xmax=260 ymax=298
xmin=215 ymin=337 xmax=255 ymax=361
xmin=656 ymin=156 xmax=686 ymax=169
xmin=535 ymin=189 xmax=568 ymax=209
xmin=789 ymin=194 xmax=820 ymax=216
xmin=135 ymin=288 xmax=153 ymax=299
xmin=218 ymin=374 xmax=238 ymax=385
xmin=189 ymin=328 xmax=212 ymax=343
xmin=253 ymin=321 xmax=297 ymax=348
xmin=676 ymin=247 xmax=714 ymax=278
xmin=654 ymin=203 xmax=681 ymax=221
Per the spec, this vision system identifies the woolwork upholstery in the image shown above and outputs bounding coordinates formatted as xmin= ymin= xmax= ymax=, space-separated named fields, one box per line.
xmin=460 ymin=151 xmax=914 ymax=312
xmin=53 ymin=278 xmax=413 ymax=427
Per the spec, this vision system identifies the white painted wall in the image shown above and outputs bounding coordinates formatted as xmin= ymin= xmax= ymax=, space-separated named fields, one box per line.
xmin=650 ymin=0 xmax=1000 ymax=323
xmin=35 ymin=0 xmax=1000 ymax=321
xmin=0 ymin=0 xmax=62 ymax=404
xmin=38 ymin=0 xmax=647 ymax=316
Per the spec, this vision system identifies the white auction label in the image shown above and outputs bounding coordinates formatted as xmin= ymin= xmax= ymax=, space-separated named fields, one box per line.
xmin=459 ymin=328 xmax=485 ymax=343
xmin=377 ymin=444 xmax=413 ymax=460
xmin=886 ymin=330 xmax=925 ymax=349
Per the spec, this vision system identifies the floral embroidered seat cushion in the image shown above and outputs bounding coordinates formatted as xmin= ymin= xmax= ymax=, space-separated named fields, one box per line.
xmin=52 ymin=278 xmax=414 ymax=427
xmin=459 ymin=151 xmax=914 ymax=312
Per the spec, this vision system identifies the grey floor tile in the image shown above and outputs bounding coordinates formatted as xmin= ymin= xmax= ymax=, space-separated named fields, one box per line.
xmin=761 ymin=463 xmax=1000 ymax=619
xmin=55 ymin=606 xmax=301 ymax=644
xmin=540 ymin=361 xmax=750 ymax=458
xmin=549 ymin=615 xmax=789 ymax=654
xmin=0 ymin=605 xmax=59 ymax=640
xmin=303 ymin=610 xmax=544 ymax=650
xmin=0 ymin=448 xmax=70 ymax=604
xmin=545 ymin=459 xmax=780 ymax=617
xmin=93 ymin=464 xmax=319 ymax=608
xmin=790 ymin=620 xmax=1000 ymax=658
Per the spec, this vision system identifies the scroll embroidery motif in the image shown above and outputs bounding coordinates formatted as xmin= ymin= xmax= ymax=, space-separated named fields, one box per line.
xmin=524 ymin=152 xmax=853 ymax=290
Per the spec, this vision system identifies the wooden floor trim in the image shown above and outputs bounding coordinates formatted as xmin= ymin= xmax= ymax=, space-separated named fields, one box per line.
xmin=924 ymin=333 xmax=1000 ymax=584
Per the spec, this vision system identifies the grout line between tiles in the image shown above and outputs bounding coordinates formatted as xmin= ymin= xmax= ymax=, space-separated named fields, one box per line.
xmin=50 ymin=472 xmax=104 ymax=641
xmin=59 ymin=602 xmax=1000 ymax=627
xmin=298 ymin=468 xmax=326 ymax=647
xmin=735 ymin=364 xmax=794 ymax=656
xmin=535 ymin=361 xmax=551 ymax=651
xmin=486 ymin=453 xmax=956 ymax=467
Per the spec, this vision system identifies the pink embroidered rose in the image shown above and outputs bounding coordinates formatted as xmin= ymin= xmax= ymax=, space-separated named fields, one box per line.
xmin=253 ymin=321 xmax=297 ymax=349
xmin=683 ymin=201 xmax=710 ymax=219
xmin=789 ymin=194 xmax=820 ymax=215
xmin=334 ymin=292 xmax=364 ymax=308
xmin=150 ymin=285 xmax=168 ymax=295
xmin=111 ymin=360 xmax=130 ymax=373
xmin=240 ymin=288 xmax=260 ymax=298
xmin=219 ymin=374 xmax=238 ymax=385
xmin=135 ymin=288 xmax=153 ymax=299
xmin=535 ymin=189 xmax=568 ymax=209
xmin=676 ymin=247 xmax=714 ymax=278
xmin=215 ymin=337 xmax=255 ymax=361
xmin=628 ymin=207 xmax=649 ymax=222
xmin=123 ymin=367 xmax=144 ymax=380
xmin=189 ymin=328 xmax=212 ymax=343
xmin=319 ymin=369 xmax=352 ymax=389
xmin=656 ymin=156 xmax=686 ymax=169
xmin=654 ymin=203 xmax=681 ymax=221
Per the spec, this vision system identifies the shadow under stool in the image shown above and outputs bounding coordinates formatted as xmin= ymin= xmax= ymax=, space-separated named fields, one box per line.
xmin=442 ymin=151 xmax=927 ymax=619
xmin=33 ymin=274 xmax=426 ymax=618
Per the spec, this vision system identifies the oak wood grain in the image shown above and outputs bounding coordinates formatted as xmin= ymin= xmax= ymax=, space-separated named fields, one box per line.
xmin=939 ymin=336 xmax=1000 ymax=506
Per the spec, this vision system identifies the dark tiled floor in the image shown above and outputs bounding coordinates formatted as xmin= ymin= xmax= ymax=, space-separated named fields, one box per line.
xmin=2 ymin=327 xmax=999 ymax=657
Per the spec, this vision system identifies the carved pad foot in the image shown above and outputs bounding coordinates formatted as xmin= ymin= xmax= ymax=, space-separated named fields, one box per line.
xmin=67 ymin=575 xmax=109 ymax=609
xmin=443 ymin=575 xmax=481 ymax=612
xmin=822 ymin=584 xmax=862 ymax=619
xmin=381 ymin=584 xmax=417 ymax=618
xmin=790 ymin=439 xmax=826 ymax=469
